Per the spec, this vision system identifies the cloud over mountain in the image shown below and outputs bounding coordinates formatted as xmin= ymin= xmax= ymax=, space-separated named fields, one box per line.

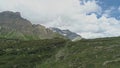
xmin=0 ymin=0 xmax=120 ymax=38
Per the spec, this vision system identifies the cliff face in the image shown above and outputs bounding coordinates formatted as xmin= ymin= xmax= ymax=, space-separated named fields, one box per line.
xmin=0 ymin=11 xmax=63 ymax=40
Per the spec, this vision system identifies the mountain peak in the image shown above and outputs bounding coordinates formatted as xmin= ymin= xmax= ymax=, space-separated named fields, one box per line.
xmin=50 ymin=27 xmax=82 ymax=41
xmin=0 ymin=11 xmax=64 ymax=40
xmin=0 ymin=11 xmax=21 ymax=18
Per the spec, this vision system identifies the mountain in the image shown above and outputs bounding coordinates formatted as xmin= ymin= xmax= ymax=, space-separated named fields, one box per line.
xmin=1 ymin=11 xmax=119 ymax=68
xmin=0 ymin=37 xmax=120 ymax=68
xmin=0 ymin=11 xmax=63 ymax=40
xmin=50 ymin=27 xmax=82 ymax=41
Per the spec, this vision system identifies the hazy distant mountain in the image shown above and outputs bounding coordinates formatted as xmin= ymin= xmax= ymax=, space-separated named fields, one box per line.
xmin=50 ymin=27 xmax=82 ymax=41
xmin=0 ymin=11 xmax=63 ymax=40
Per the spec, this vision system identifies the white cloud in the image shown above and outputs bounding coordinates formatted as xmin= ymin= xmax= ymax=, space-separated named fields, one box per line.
xmin=0 ymin=0 xmax=120 ymax=39
xmin=0 ymin=0 xmax=101 ymax=22
xmin=118 ymin=6 xmax=120 ymax=11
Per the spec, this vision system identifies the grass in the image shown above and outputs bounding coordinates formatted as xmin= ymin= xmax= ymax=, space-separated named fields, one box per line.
xmin=0 ymin=37 xmax=120 ymax=68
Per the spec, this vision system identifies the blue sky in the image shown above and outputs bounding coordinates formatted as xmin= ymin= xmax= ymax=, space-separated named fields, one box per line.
xmin=98 ymin=0 xmax=120 ymax=19
xmin=98 ymin=0 xmax=120 ymax=8
xmin=0 ymin=0 xmax=120 ymax=38
xmin=84 ymin=0 xmax=120 ymax=19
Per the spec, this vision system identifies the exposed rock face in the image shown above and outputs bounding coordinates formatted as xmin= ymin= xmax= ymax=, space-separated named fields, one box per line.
xmin=50 ymin=27 xmax=82 ymax=41
xmin=0 ymin=11 xmax=63 ymax=40
xmin=0 ymin=11 xmax=21 ymax=18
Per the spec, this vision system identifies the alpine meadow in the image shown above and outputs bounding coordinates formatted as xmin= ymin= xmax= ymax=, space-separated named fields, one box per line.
xmin=0 ymin=0 xmax=120 ymax=68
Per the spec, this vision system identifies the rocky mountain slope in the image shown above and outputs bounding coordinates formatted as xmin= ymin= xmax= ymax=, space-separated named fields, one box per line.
xmin=0 ymin=11 xmax=63 ymax=40
xmin=50 ymin=27 xmax=82 ymax=41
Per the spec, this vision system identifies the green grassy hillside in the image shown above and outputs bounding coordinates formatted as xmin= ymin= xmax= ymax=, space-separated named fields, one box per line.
xmin=0 ymin=37 xmax=120 ymax=68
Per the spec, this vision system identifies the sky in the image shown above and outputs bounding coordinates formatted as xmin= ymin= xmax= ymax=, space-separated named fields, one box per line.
xmin=0 ymin=0 xmax=120 ymax=39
